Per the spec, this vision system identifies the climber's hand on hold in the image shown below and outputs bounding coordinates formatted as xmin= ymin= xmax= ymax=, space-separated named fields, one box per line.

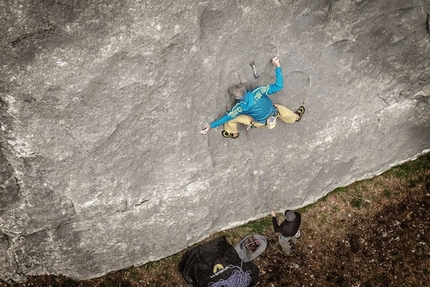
xmin=200 ymin=124 xmax=211 ymax=134
xmin=272 ymin=56 xmax=280 ymax=67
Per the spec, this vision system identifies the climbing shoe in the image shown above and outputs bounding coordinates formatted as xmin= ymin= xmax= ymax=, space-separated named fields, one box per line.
xmin=221 ymin=130 xmax=239 ymax=139
xmin=295 ymin=106 xmax=305 ymax=122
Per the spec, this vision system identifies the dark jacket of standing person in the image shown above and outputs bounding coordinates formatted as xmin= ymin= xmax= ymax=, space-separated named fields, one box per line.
xmin=272 ymin=210 xmax=301 ymax=237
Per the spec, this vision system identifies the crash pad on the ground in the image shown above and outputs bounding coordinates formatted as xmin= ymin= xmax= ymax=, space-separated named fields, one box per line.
xmin=179 ymin=236 xmax=259 ymax=287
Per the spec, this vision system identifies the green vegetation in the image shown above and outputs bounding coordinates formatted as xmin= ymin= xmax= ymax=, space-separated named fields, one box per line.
xmin=382 ymin=188 xmax=391 ymax=198
xmin=241 ymin=217 xmax=273 ymax=234
xmin=350 ymin=196 xmax=365 ymax=209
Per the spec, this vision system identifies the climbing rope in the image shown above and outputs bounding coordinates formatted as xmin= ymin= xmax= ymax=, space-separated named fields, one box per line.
xmin=208 ymin=233 xmax=281 ymax=287
xmin=208 ymin=265 xmax=252 ymax=287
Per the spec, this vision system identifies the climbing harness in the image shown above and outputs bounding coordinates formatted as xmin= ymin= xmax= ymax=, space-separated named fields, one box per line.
xmin=245 ymin=106 xmax=279 ymax=131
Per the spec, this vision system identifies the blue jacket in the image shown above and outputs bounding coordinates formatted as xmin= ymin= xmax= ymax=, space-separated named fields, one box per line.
xmin=210 ymin=67 xmax=283 ymax=129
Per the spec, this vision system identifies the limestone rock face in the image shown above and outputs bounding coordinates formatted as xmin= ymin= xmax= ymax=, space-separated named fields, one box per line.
xmin=1 ymin=0 xmax=429 ymax=282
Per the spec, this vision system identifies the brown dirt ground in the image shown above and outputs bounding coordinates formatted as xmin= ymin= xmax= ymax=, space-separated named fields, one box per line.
xmin=1 ymin=154 xmax=429 ymax=287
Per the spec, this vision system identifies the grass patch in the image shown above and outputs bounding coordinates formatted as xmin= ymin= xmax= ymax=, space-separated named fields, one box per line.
xmin=385 ymin=152 xmax=430 ymax=178
xmin=242 ymin=217 xmax=272 ymax=234
xmin=350 ymin=196 xmax=367 ymax=209
xmin=382 ymin=189 xmax=391 ymax=198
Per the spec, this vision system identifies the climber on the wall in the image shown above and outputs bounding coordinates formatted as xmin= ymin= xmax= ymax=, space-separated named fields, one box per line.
xmin=200 ymin=56 xmax=305 ymax=139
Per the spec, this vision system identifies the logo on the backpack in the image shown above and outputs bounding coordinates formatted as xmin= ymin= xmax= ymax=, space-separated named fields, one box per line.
xmin=211 ymin=264 xmax=229 ymax=278
xmin=213 ymin=264 xmax=224 ymax=274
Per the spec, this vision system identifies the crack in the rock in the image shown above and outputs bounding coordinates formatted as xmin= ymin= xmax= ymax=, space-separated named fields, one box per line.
xmin=9 ymin=236 xmax=28 ymax=282
xmin=134 ymin=198 xmax=150 ymax=207
xmin=426 ymin=13 xmax=430 ymax=35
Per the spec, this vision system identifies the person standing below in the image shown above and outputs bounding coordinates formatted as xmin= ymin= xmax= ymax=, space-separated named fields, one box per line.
xmin=271 ymin=209 xmax=301 ymax=254
xmin=200 ymin=56 xmax=305 ymax=139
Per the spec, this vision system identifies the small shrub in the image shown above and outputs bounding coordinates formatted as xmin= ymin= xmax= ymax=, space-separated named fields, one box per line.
xmin=382 ymin=189 xmax=391 ymax=198
xmin=350 ymin=197 xmax=364 ymax=209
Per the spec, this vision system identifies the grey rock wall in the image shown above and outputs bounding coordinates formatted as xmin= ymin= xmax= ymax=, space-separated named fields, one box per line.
xmin=1 ymin=0 xmax=429 ymax=282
